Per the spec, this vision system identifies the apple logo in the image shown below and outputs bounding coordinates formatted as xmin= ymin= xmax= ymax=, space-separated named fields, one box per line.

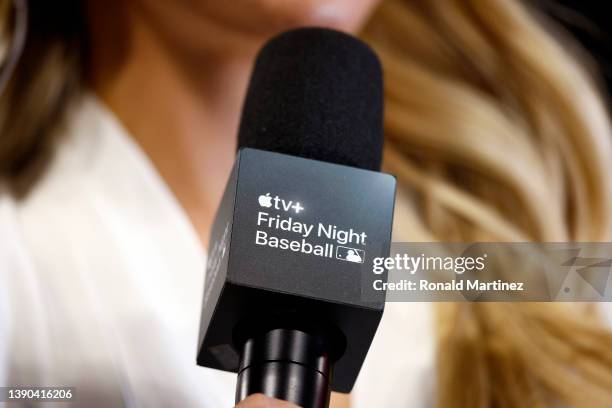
xmin=258 ymin=193 xmax=273 ymax=208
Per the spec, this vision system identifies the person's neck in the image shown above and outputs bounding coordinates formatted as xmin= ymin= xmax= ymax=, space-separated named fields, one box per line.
xmin=87 ymin=3 xmax=257 ymax=248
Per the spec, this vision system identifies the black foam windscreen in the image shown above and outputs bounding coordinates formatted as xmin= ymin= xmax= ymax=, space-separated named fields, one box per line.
xmin=237 ymin=28 xmax=384 ymax=171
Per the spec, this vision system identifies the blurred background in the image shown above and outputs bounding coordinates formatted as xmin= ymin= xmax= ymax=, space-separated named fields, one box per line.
xmin=1 ymin=0 xmax=612 ymax=407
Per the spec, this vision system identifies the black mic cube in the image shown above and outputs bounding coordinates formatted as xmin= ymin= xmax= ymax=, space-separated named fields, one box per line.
xmin=197 ymin=148 xmax=395 ymax=392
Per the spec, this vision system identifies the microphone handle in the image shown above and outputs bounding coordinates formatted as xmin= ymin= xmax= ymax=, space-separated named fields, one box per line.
xmin=235 ymin=328 xmax=332 ymax=408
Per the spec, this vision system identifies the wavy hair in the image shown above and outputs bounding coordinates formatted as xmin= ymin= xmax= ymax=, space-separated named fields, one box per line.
xmin=2 ymin=0 xmax=612 ymax=406
xmin=363 ymin=0 xmax=612 ymax=406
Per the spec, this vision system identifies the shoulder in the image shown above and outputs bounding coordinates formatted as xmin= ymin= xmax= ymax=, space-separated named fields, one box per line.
xmin=0 ymin=93 xmax=112 ymax=369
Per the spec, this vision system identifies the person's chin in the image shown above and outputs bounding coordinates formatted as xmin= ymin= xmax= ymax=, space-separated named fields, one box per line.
xmin=255 ymin=0 xmax=377 ymax=35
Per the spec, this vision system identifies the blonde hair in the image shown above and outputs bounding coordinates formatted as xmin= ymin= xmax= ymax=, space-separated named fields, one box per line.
xmin=362 ymin=0 xmax=612 ymax=406
xmin=2 ymin=0 xmax=612 ymax=406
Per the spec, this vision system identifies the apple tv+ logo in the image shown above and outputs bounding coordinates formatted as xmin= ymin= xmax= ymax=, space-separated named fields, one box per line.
xmin=258 ymin=193 xmax=304 ymax=214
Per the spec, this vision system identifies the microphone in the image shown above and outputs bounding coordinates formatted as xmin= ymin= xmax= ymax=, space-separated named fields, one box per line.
xmin=197 ymin=28 xmax=395 ymax=408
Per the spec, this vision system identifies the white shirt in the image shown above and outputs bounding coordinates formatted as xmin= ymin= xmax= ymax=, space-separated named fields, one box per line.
xmin=0 ymin=95 xmax=436 ymax=407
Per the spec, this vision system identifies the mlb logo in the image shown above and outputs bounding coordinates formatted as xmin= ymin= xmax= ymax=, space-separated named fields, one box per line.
xmin=336 ymin=246 xmax=365 ymax=263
